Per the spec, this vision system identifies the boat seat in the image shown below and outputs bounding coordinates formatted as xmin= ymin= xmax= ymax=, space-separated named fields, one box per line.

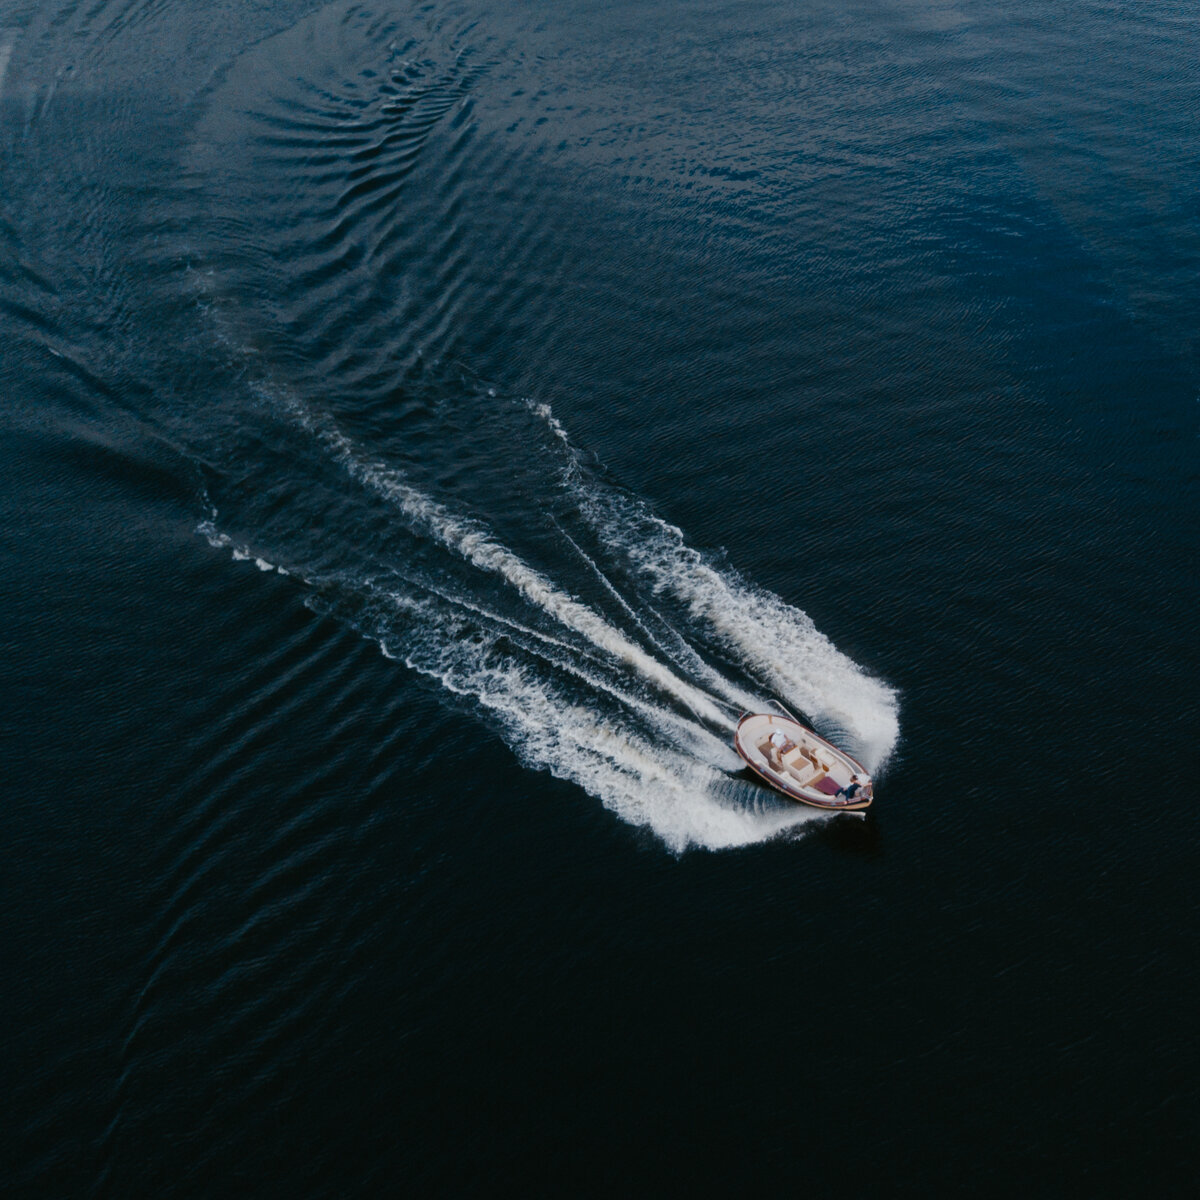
xmin=759 ymin=737 xmax=799 ymax=767
xmin=785 ymin=762 xmax=820 ymax=786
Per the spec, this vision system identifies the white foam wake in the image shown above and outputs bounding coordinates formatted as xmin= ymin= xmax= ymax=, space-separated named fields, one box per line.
xmin=388 ymin=638 xmax=821 ymax=852
xmin=364 ymin=589 xmax=821 ymax=852
xmin=530 ymin=401 xmax=901 ymax=772
xmin=199 ymin=389 xmax=895 ymax=851
xmin=200 ymin=519 xmax=816 ymax=852
xmin=275 ymin=390 xmax=736 ymax=729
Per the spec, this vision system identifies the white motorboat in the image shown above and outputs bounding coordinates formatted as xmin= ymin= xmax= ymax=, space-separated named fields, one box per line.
xmin=734 ymin=710 xmax=873 ymax=810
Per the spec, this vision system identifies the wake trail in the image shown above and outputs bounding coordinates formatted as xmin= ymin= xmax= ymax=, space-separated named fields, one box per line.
xmin=370 ymin=577 xmax=736 ymax=767
xmin=552 ymin=519 xmax=760 ymax=717
xmin=200 ymin=520 xmax=779 ymax=851
xmin=275 ymin=389 xmax=735 ymax=729
xmin=527 ymin=401 xmax=901 ymax=772
xmin=197 ymin=385 xmax=894 ymax=851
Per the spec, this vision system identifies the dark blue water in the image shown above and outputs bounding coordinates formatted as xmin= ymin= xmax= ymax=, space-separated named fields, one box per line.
xmin=2 ymin=0 xmax=1197 ymax=1193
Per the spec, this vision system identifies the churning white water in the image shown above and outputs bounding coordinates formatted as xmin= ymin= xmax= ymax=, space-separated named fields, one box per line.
xmin=199 ymin=389 xmax=898 ymax=852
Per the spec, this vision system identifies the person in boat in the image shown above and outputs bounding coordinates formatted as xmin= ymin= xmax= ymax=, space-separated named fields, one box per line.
xmin=836 ymin=773 xmax=872 ymax=802
xmin=766 ymin=729 xmax=793 ymax=769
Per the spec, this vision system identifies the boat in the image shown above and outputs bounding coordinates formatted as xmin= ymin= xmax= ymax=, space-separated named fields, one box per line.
xmin=734 ymin=709 xmax=873 ymax=810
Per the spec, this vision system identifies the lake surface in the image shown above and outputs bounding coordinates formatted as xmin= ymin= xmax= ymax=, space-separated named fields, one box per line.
xmin=1 ymin=0 xmax=1197 ymax=1192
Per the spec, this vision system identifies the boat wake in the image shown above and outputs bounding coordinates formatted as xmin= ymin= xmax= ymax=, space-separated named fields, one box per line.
xmin=198 ymin=383 xmax=898 ymax=852
xmin=177 ymin=0 xmax=898 ymax=851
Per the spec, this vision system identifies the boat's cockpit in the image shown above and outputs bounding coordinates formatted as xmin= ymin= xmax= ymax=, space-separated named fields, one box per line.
xmin=756 ymin=734 xmax=834 ymax=790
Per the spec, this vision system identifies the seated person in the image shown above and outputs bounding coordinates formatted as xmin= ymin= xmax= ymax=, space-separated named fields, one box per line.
xmin=764 ymin=729 xmax=794 ymax=769
xmin=836 ymin=773 xmax=873 ymax=801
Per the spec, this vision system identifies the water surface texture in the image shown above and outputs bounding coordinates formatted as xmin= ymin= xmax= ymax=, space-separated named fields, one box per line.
xmin=2 ymin=0 xmax=1197 ymax=1193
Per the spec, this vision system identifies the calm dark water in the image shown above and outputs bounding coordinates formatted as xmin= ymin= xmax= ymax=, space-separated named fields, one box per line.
xmin=2 ymin=0 xmax=1197 ymax=1193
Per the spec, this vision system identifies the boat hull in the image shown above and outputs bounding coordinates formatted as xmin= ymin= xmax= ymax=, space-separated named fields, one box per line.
xmin=734 ymin=712 xmax=873 ymax=811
